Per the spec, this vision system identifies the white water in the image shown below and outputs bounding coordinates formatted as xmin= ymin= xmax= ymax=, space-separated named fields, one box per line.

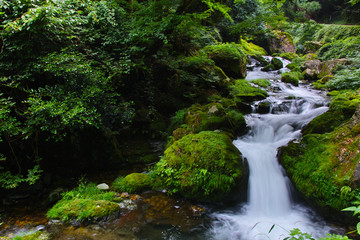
xmin=209 ymin=58 xmax=332 ymax=240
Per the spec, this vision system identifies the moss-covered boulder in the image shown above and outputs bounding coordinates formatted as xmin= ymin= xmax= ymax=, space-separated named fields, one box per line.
xmin=202 ymin=43 xmax=247 ymax=78
xmin=268 ymin=30 xmax=295 ymax=54
xmin=229 ymin=79 xmax=268 ymax=102
xmin=281 ymin=72 xmax=303 ymax=86
xmin=152 ymin=131 xmax=246 ymax=202
xmin=183 ymin=103 xmax=246 ymax=135
xmin=271 ymin=57 xmax=283 ymax=70
xmin=113 ymin=173 xmax=152 ymax=193
xmin=47 ymin=183 xmax=120 ymax=222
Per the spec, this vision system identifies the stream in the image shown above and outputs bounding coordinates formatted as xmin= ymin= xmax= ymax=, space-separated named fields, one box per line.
xmin=1 ymin=57 xmax=346 ymax=239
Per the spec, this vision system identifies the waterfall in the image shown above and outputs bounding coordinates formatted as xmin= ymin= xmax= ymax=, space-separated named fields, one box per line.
xmin=209 ymin=58 xmax=332 ymax=240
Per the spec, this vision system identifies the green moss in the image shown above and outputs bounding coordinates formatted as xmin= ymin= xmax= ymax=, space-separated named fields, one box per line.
xmin=202 ymin=43 xmax=247 ymax=78
xmin=229 ymin=79 xmax=268 ymax=101
xmin=11 ymin=231 xmax=51 ymax=240
xmin=240 ymin=39 xmax=267 ymax=56
xmin=286 ymin=62 xmax=301 ymax=72
xmin=152 ymin=131 xmax=245 ymax=202
xmin=280 ymin=90 xmax=360 ymax=211
xmin=280 ymin=52 xmax=297 ymax=61
xmin=47 ymin=199 xmax=120 ymax=222
xmin=281 ymin=72 xmax=303 ymax=86
xmin=262 ymin=64 xmax=275 ymax=72
xmin=279 ymin=132 xmax=360 ymax=210
xmin=329 ymin=90 xmax=360 ymax=117
xmin=47 ymin=182 xmax=119 ymax=222
xmin=250 ymin=79 xmax=271 ymax=88
xmin=183 ymin=103 xmax=246 ymax=135
xmin=302 ymin=110 xmax=348 ymax=135
xmin=271 ymin=57 xmax=283 ymax=70
xmin=113 ymin=173 xmax=152 ymax=193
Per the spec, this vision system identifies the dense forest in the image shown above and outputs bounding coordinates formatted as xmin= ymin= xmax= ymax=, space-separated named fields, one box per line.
xmin=1 ymin=0 xmax=360 ymax=239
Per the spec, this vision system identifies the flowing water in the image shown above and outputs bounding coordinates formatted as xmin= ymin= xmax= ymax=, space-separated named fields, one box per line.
xmin=208 ymin=58 xmax=333 ymax=240
xmin=1 ymin=58 xmax=342 ymax=240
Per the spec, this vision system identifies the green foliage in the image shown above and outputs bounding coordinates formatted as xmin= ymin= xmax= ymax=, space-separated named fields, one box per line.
xmin=284 ymin=228 xmax=315 ymax=240
xmin=47 ymin=181 xmax=119 ymax=222
xmin=152 ymin=131 xmax=244 ymax=201
xmin=343 ymin=201 xmax=360 ymax=235
xmin=112 ymin=173 xmax=152 ymax=193
xmin=284 ymin=229 xmax=349 ymax=240
xmin=326 ymin=68 xmax=360 ymax=90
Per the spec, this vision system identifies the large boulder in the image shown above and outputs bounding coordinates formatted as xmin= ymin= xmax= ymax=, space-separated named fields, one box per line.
xmin=182 ymin=103 xmax=246 ymax=135
xmin=152 ymin=131 xmax=247 ymax=202
xmin=301 ymin=59 xmax=349 ymax=81
xmin=268 ymin=30 xmax=295 ymax=54
xmin=202 ymin=43 xmax=248 ymax=78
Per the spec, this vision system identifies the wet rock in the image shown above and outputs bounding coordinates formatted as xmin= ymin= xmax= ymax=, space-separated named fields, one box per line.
xmin=268 ymin=30 xmax=295 ymax=54
xmin=97 ymin=183 xmax=109 ymax=191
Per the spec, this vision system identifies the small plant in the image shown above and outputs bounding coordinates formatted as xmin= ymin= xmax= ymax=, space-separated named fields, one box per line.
xmin=343 ymin=201 xmax=360 ymax=234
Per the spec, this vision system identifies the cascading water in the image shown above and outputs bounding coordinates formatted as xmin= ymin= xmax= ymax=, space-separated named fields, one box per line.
xmin=209 ymin=58 xmax=333 ymax=240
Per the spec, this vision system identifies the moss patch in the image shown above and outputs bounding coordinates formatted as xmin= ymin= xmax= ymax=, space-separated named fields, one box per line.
xmin=152 ymin=131 xmax=245 ymax=202
xmin=250 ymin=79 xmax=271 ymax=88
xmin=47 ymin=183 xmax=120 ymax=222
xmin=229 ymin=79 xmax=268 ymax=102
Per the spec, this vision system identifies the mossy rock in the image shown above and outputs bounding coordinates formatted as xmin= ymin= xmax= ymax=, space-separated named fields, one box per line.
xmin=271 ymin=57 xmax=283 ymax=70
xmin=258 ymin=102 xmax=271 ymax=114
xmin=329 ymin=90 xmax=360 ymax=117
xmin=281 ymin=72 xmax=303 ymax=86
xmin=280 ymin=52 xmax=297 ymax=61
xmin=47 ymin=183 xmax=120 ymax=222
xmin=240 ymin=39 xmax=267 ymax=56
xmin=152 ymin=131 xmax=246 ymax=202
xmin=268 ymin=30 xmax=295 ymax=54
xmin=301 ymin=110 xmax=348 ymax=135
xmin=47 ymin=199 xmax=120 ymax=222
xmin=286 ymin=62 xmax=301 ymax=72
xmin=229 ymin=79 xmax=268 ymax=102
xmin=113 ymin=173 xmax=152 ymax=193
xmin=202 ymin=43 xmax=247 ymax=78
xmin=261 ymin=64 xmax=275 ymax=72
xmin=183 ymin=103 xmax=246 ymax=135
xmin=250 ymin=79 xmax=271 ymax=88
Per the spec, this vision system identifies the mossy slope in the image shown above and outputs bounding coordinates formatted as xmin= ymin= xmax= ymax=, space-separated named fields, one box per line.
xmin=279 ymin=91 xmax=360 ymax=211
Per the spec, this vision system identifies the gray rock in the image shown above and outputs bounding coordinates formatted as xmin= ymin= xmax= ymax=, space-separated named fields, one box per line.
xmin=97 ymin=183 xmax=109 ymax=190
